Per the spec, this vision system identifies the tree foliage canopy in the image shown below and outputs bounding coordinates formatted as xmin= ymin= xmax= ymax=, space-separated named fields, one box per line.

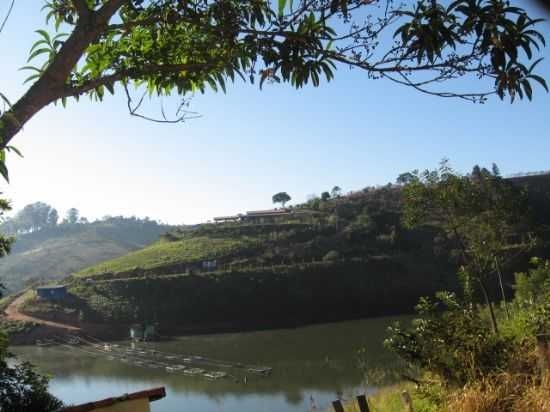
xmin=0 ymin=0 xmax=547 ymax=157
xmin=272 ymin=191 xmax=291 ymax=207
xmin=0 ymin=338 xmax=63 ymax=412
xmin=401 ymin=160 xmax=536 ymax=332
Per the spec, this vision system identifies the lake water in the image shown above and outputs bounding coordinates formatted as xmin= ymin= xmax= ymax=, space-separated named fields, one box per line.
xmin=12 ymin=316 xmax=408 ymax=412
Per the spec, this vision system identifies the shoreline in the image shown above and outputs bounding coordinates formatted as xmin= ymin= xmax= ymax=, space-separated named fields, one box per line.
xmin=5 ymin=312 xmax=412 ymax=346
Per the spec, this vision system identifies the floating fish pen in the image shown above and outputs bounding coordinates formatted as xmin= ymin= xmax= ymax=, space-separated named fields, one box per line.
xmin=247 ymin=367 xmax=272 ymax=375
xmin=183 ymin=368 xmax=205 ymax=376
xmin=35 ymin=339 xmax=56 ymax=347
xmin=51 ymin=334 xmax=271 ymax=381
xmin=204 ymin=371 xmax=228 ymax=380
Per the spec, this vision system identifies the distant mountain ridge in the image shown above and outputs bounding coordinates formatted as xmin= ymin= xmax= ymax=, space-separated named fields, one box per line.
xmin=0 ymin=217 xmax=176 ymax=293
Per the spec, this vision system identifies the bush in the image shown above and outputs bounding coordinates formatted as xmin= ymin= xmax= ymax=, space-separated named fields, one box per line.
xmin=514 ymin=258 xmax=550 ymax=305
xmin=0 ymin=360 xmax=63 ymax=412
xmin=385 ymin=292 xmax=515 ymax=386
xmin=0 ymin=332 xmax=63 ymax=412
xmin=513 ymin=258 xmax=550 ymax=336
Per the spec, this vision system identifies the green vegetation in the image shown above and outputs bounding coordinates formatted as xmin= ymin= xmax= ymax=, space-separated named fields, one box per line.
xmin=401 ymin=161 xmax=535 ymax=333
xmin=67 ymin=257 xmax=452 ymax=328
xmin=50 ymin=165 xmax=550 ymax=333
xmin=77 ymin=235 xmax=249 ymax=277
xmin=0 ymin=199 xmax=61 ymax=411
xmin=379 ymin=164 xmax=550 ymax=412
xmin=50 ymin=176 xmax=464 ymax=328
xmin=4 ymin=165 xmax=550 ymax=409
xmin=0 ymin=1 xmax=547 ymax=152
xmin=0 ymin=330 xmax=62 ymax=411
xmin=0 ymin=211 xmax=176 ymax=292
xmin=272 ymin=192 xmax=291 ymax=208
xmin=380 ymin=262 xmax=550 ymax=412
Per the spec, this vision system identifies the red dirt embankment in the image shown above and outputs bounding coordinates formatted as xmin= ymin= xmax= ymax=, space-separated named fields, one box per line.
xmin=4 ymin=293 xmax=80 ymax=331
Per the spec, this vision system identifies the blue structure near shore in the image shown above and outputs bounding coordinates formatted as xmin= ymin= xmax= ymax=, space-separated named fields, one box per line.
xmin=36 ymin=285 xmax=67 ymax=301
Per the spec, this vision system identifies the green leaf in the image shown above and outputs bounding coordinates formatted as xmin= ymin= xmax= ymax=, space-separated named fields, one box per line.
xmin=278 ymin=0 xmax=287 ymax=16
xmin=522 ymin=79 xmax=533 ymax=101
xmin=35 ymin=29 xmax=52 ymax=46
xmin=105 ymin=82 xmax=115 ymax=95
xmin=29 ymin=39 xmax=49 ymax=55
xmin=0 ymin=92 xmax=11 ymax=108
xmin=19 ymin=65 xmax=43 ymax=73
xmin=0 ymin=161 xmax=9 ymax=183
xmin=5 ymin=146 xmax=23 ymax=158
xmin=23 ymin=74 xmax=41 ymax=85
xmin=27 ymin=47 xmax=52 ymax=63
xmin=529 ymin=75 xmax=548 ymax=92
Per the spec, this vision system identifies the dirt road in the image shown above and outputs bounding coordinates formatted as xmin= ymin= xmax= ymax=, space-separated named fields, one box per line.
xmin=4 ymin=293 xmax=80 ymax=332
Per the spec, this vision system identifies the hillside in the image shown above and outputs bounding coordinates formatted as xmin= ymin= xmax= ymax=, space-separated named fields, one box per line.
xmin=31 ymin=185 xmax=458 ymax=335
xmin=14 ymin=171 xmax=550 ymax=337
xmin=0 ymin=218 xmax=175 ymax=293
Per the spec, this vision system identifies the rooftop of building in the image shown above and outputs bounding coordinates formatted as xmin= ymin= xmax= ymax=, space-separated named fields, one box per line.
xmin=36 ymin=285 xmax=67 ymax=290
xmin=59 ymin=387 xmax=166 ymax=412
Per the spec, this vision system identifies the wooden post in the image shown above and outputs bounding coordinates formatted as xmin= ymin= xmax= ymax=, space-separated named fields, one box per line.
xmin=400 ymin=390 xmax=414 ymax=412
xmin=536 ymin=334 xmax=549 ymax=373
xmin=332 ymin=400 xmax=345 ymax=412
xmin=356 ymin=394 xmax=370 ymax=412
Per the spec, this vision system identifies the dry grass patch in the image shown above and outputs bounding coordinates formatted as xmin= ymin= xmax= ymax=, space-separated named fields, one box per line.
xmin=447 ymin=373 xmax=550 ymax=412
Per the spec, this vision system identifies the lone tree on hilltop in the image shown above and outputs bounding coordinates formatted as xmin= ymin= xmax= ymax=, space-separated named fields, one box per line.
xmin=0 ymin=0 xmax=547 ymax=176
xmin=272 ymin=192 xmax=291 ymax=208
xmin=331 ymin=186 xmax=342 ymax=198
xmin=64 ymin=207 xmax=80 ymax=225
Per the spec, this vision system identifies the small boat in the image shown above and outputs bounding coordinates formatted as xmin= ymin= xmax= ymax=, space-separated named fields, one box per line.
xmin=172 ymin=365 xmax=187 ymax=370
xmin=165 ymin=366 xmax=178 ymax=372
xmin=164 ymin=355 xmax=177 ymax=360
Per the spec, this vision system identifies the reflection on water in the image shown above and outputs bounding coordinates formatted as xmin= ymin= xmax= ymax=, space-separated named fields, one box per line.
xmin=12 ymin=316 xmax=408 ymax=412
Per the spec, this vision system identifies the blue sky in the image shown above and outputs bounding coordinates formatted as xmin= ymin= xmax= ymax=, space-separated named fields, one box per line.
xmin=0 ymin=1 xmax=549 ymax=224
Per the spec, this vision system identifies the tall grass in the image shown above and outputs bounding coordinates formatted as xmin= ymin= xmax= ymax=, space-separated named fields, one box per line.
xmin=447 ymin=373 xmax=550 ymax=412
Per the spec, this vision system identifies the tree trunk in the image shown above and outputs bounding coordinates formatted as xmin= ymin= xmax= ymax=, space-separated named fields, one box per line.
xmin=479 ymin=278 xmax=499 ymax=335
xmin=494 ymin=257 xmax=510 ymax=320
xmin=0 ymin=4 xmax=121 ymax=148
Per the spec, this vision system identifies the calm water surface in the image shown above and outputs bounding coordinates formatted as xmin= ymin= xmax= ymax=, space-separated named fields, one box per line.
xmin=13 ymin=316 xmax=407 ymax=412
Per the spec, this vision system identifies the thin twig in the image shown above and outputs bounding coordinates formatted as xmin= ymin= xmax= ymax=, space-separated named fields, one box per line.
xmin=0 ymin=0 xmax=16 ymax=36
xmin=123 ymin=83 xmax=200 ymax=124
